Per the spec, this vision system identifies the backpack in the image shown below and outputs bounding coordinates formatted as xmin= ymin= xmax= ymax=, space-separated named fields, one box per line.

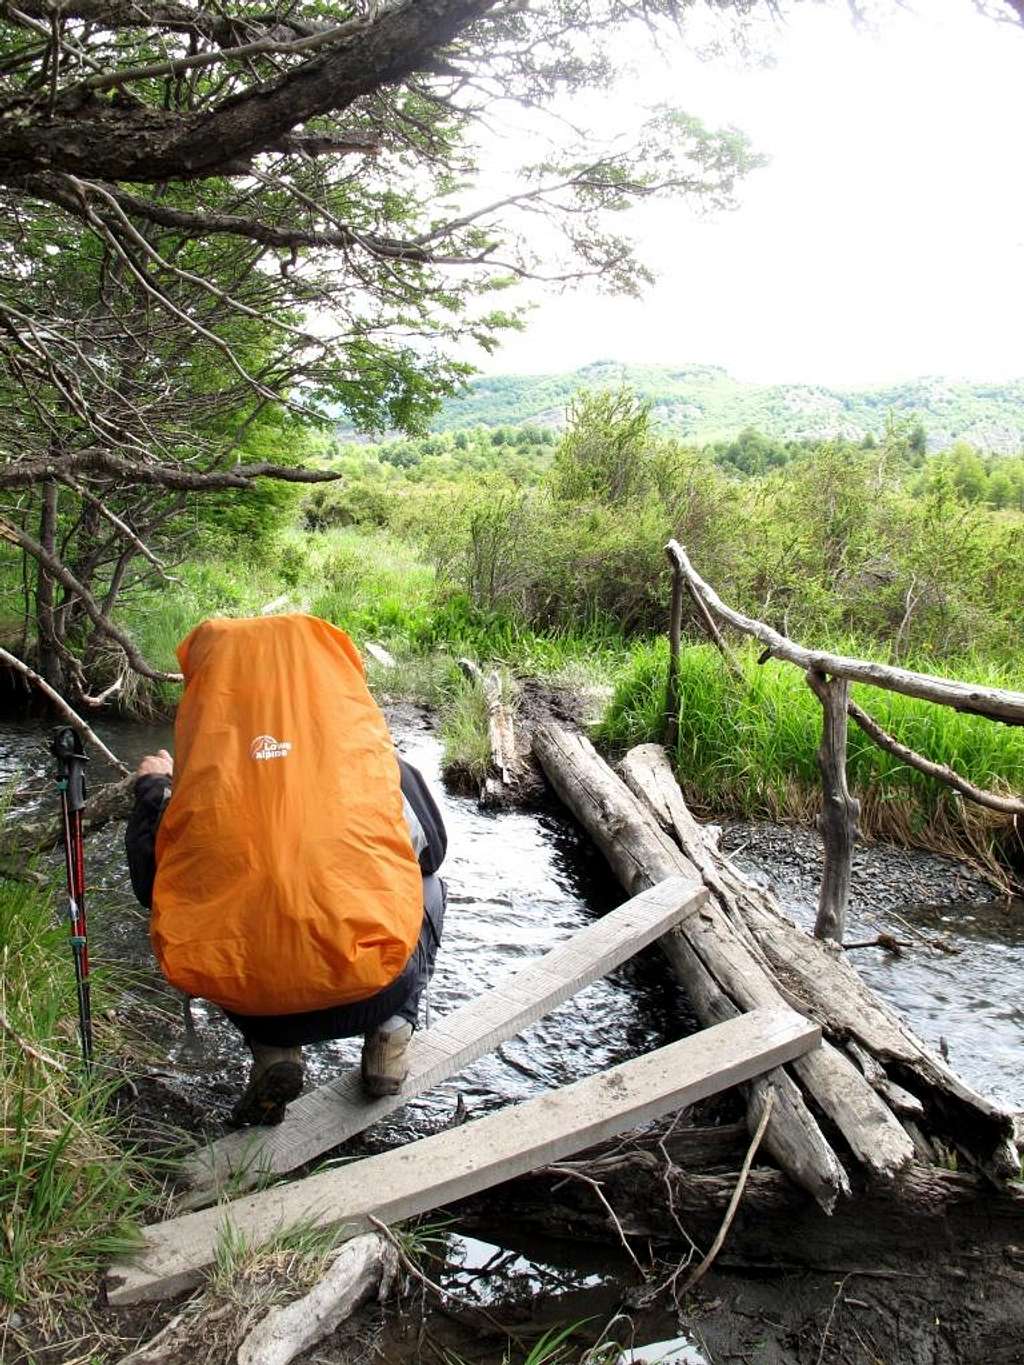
xmin=150 ymin=615 xmax=423 ymax=1015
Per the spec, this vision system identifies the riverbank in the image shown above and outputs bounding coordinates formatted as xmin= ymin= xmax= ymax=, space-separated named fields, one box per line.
xmin=2 ymin=697 xmax=1022 ymax=1363
xmin=85 ymin=520 xmax=1024 ymax=878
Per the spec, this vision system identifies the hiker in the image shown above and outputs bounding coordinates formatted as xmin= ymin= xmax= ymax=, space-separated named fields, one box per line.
xmin=125 ymin=614 xmax=447 ymax=1128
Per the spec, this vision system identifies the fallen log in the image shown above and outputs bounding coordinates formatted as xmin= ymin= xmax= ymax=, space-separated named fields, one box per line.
xmin=3 ymin=773 xmax=135 ymax=859
xmin=483 ymin=1133 xmax=1024 ymax=1269
xmin=532 ymin=724 xmax=1019 ymax=1197
xmin=532 ymin=723 xmax=851 ymax=1212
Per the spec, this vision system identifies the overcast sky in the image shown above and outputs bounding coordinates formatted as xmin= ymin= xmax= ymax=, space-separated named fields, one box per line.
xmin=469 ymin=1 xmax=1024 ymax=388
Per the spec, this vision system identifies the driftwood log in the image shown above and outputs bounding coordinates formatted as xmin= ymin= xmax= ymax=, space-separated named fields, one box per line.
xmin=532 ymin=725 xmax=1019 ymax=1214
xmin=114 ymin=1233 xmax=395 ymax=1365
xmin=236 ymin=1233 xmax=396 ymax=1365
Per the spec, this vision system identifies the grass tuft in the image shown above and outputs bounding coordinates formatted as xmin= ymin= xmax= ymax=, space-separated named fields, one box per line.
xmin=438 ymin=675 xmax=497 ymax=786
xmin=0 ymin=877 xmax=163 ymax=1325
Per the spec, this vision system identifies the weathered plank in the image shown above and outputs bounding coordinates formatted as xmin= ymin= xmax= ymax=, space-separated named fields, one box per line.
xmin=108 ymin=1006 xmax=820 ymax=1304
xmin=181 ymin=875 xmax=707 ymax=1207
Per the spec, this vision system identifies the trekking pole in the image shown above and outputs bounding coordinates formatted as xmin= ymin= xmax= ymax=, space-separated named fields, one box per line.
xmin=51 ymin=726 xmax=92 ymax=1073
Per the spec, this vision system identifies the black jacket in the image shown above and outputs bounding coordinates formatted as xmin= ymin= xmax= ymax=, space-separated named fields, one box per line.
xmin=124 ymin=755 xmax=446 ymax=910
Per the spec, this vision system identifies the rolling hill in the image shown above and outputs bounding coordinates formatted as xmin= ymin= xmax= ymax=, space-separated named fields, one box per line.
xmin=430 ymin=362 xmax=1024 ymax=452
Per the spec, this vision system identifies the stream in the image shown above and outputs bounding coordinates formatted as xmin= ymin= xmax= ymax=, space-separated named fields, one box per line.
xmin=4 ymin=707 xmax=1023 ymax=1363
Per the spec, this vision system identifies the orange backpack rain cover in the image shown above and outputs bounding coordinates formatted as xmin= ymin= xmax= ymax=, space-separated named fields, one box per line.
xmin=150 ymin=615 xmax=423 ymax=1015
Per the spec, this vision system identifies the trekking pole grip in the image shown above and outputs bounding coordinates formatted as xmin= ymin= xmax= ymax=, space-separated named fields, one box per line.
xmin=51 ymin=725 xmax=88 ymax=811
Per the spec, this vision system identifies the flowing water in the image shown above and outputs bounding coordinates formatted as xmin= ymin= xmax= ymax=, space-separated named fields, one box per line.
xmin=2 ymin=710 xmax=694 ymax=1137
xmin=4 ymin=707 xmax=1021 ymax=1119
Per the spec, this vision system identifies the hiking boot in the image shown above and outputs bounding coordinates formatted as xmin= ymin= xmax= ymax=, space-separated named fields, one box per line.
xmin=229 ymin=1043 xmax=304 ymax=1128
xmin=361 ymin=1017 xmax=414 ymax=1098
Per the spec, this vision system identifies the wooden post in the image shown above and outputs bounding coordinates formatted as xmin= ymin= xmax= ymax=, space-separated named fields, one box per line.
xmin=664 ymin=547 xmax=684 ymax=748
xmin=807 ymin=670 xmax=860 ymax=944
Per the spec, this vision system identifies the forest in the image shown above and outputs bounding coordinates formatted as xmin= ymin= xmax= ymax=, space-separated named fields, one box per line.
xmin=418 ymin=361 xmax=1024 ymax=452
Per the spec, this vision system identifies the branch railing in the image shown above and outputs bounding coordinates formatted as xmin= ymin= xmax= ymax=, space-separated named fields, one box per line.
xmin=663 ymin=539 xmax=1024 ymax=945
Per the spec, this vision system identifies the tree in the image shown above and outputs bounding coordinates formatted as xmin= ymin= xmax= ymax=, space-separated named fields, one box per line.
xmin=550 ymin=389 xmax=654 ymax=504
xmin=0 ymin=0 xmax=774 ymax=697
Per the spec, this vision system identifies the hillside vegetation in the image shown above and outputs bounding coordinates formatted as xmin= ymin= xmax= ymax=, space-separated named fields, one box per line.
xmin=425 ymin=362 xmax=1024 ymax=453
xmin=112 ymin=387 xmax=1024 ymax=872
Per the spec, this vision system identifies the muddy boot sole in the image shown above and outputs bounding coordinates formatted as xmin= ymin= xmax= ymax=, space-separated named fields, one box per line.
xmin=228 ymin=1060 xmax=304 ymax=1128
xmin=361 ymin=1070 xmax=404 ymax=1099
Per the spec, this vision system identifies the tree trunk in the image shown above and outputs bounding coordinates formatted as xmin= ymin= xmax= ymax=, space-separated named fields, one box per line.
xmin=664 ymin=554 xmax=683 ymax=748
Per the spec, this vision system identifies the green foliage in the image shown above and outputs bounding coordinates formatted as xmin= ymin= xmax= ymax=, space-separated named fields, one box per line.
xmin=110 ymin=369 xmax=1024 ymax=870
xmin=550 ymin=389 xmax=654 ymax=503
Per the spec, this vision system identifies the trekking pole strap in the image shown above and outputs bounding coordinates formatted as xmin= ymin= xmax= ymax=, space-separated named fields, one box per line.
xmin=52 ymin=726 xmax=88 ymax=811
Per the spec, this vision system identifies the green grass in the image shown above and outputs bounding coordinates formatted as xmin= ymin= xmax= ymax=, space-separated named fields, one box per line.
xmin=116 ymin=526 xmax=634 ymax=713
xmin=0 ymin=877 xmax=162 ymax=1313
xmin=598 ymin=639 xmax=1024 ymax=865
xmin=107 ymin=520 xmax=1024 ymax=867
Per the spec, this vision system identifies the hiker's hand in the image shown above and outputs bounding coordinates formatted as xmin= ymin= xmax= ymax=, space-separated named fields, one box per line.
xmin=137 ymin=749 xmax=173 ymax=778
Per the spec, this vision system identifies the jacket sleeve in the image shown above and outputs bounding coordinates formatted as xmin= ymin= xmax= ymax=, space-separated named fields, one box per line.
xmin=398 ymin=757 xmax=447 ymax=875
xmin=124 ymin=775 xmax=172 ymax=910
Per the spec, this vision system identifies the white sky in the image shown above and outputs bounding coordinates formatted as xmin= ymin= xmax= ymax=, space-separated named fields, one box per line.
xmin=469 ymin=1 xmax=1024 ymax=387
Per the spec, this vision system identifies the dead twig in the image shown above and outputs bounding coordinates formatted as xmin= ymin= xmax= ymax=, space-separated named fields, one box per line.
xmin=0 ymin=645 xmax=129 ymax=772
xmin=544 ymin=1162 xmax=647 ymax=1276
xmin=843 ymin=934 xmax=913 ymax=955
xmin=672 ymin=1091 xmax=774 ymax=1300
xmin=365 ymin=1216 xmax=526 ymax=1347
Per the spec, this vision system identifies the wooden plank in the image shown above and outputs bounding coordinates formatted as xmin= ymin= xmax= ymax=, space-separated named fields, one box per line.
xmin=109 ymin=1006 xmax=820 ymax=1304
xmin=180 ymin=876 xmax=709 ymax=1207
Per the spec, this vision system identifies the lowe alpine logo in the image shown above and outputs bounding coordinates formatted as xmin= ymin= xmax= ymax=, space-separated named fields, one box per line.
xmin=250 ymin=734 xmax=293 ymax=761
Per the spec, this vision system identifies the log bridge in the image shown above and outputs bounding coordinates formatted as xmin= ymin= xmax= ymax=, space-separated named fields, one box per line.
xmin=107 ymin=724 xmax=1022 ymax=1312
